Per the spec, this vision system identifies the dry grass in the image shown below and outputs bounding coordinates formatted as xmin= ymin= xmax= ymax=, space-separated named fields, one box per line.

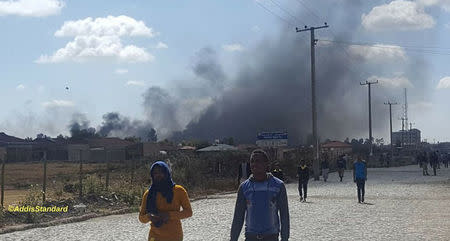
xmin=1 ymin=157 xmax=241 ymax=208
xmin=3 ymin=162 xmax=106 ymax=189
xmin=1 ymin=161 xmax=145 ymax=206
xmin=2 ymin=189 xmax=28 ymax=206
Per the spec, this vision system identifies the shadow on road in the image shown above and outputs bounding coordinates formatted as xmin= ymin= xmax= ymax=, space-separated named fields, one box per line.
xmin=361 ymin=202 xmax=375 ymax=205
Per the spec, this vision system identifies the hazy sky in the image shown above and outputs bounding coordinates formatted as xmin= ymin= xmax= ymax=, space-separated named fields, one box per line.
xmin=1 ymin=0 xmax=450 ymax=143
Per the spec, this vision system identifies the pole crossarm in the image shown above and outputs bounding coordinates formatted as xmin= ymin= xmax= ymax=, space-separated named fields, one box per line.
xmin=384 ymin=102 xmax=398 ymax=105
xmin=296 ymin=23 xmax=329 ymax=32
xmin=360 ymin=80 xmax=379 ymax=85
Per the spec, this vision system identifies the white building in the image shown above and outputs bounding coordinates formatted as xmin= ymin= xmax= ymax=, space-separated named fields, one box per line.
xmin=392 ymin=129 xmax=421 ymax=146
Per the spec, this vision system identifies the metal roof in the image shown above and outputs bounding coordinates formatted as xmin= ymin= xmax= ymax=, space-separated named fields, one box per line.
xmin=196 ymin=144 xmax=238 ymax=152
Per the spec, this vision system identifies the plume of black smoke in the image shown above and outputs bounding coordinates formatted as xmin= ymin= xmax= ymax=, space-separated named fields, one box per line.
xmin=69 ymin=113 xmax=97 ymax=140
xmin=141 ymin=47 xmax=228 ymax=140
xmin=192 ymin=47 xmax=226 ymax=92
xmin=142 ymin=87 xmax=181 ymax=139
xmin=68 ymin=112 xmax=157 ymax=141
xmin=65 ymin=1 xmax=432 ymax=144
xmin=169 ymin=1 xmax=431 ymax=145
xmin=98 ymin=112 xmax=156 ymax=141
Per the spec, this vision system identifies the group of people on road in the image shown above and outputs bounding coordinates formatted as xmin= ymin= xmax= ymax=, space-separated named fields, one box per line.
xmin=417 ymin=150 xmax=449 ymax=176
xmin=297 ymin=154 xmax=366 ymax=204
xmin=319 ymin=153 xmax=348 ymax=183
xmin=138 ymin=150 xmax=367 ymax=241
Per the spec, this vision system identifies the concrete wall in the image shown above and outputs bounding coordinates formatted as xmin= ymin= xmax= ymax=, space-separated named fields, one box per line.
xmin=67 ymin=144 xmax=90 ymax=162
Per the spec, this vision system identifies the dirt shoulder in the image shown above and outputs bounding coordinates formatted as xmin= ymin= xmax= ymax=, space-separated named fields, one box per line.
xmin=0 ymin=188 xmax=237 ymax=235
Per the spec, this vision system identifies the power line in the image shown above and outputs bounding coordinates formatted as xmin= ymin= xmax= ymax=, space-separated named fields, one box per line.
xmin=268 ymin=0 xmax=308 ymax=27
xmin=255 ymin=0 xmax=296 ymax=28
xmin=294 ymin=0 xmax=322 ymax=24
xmin=290 ymin=0 xmax=368 ymax=80
xmin=254 ymin=1 xmax=313 ymax=109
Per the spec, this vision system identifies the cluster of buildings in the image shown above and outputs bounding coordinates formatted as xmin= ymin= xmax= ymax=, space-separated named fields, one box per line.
xmin=0 ymin=132 xmax=180 ymax=162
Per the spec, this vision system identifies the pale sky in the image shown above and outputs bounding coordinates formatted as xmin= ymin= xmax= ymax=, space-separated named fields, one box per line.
xmin=1 ymin=0 xmax=450 ymax=143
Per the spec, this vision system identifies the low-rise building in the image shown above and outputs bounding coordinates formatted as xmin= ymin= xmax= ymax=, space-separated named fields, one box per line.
xmin=321 ymin=141 xmax=352 ymax=157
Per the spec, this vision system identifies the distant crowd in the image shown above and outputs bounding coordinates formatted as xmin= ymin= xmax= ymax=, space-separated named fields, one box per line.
xmin=416 ymin=150 xmax=449 ymax=176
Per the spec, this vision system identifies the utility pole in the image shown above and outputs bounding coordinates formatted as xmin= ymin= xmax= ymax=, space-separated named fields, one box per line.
xmin=400 ymin=117 xmax=406 ymax=147
xmin=404 ymin=88 xmax=408 ymax=131
xmin=360 ymin=80 xmax=378 ymax=157
xmin=1 ymin=149 xmax=5 ymax=208
xmin=384 ymin=101 xmax=398 ymax=161
xmin=296 ymin=23 xmax=329 ymax=181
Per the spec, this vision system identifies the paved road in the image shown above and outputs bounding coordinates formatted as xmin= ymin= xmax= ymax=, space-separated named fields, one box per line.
xmin=1 ymin=165 xmax=449 ymax=240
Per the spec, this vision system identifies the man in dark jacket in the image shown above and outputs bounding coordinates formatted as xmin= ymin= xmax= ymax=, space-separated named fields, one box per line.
xmin=337 ymin=155 xmax=346 ymax=182
xmin=297 ymin=159 xmax=310 ymax=203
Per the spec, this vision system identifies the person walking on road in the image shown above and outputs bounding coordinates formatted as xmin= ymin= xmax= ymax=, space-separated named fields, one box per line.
xmin=430 ymin=151 xmax=439 ymax=176
xmin=230 ymin=149 xmax=290 ymax=241
xmin=321 ymin=153 xmax=329 ymax=182
xmin=353 ymin=156 xmax=367 ymax=204
xmin=297 ymin=159 xmax=310 ymax=203
xmin=337 ymin=155 xmax=346 ymax=182
xmin=420 ymin=151 xmax=430 ymax=176
xmin=139 ymin=161 xmax=193 ymax=241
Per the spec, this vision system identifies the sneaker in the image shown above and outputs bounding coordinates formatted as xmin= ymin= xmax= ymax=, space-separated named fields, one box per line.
xmin=303 ymin=198 xmax=306 ymax=203
xmin=300 ymin=197 xmax=303 ymax=202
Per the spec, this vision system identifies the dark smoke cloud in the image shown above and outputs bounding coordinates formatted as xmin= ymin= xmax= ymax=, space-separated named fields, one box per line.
xmin=169 ymin=0 xmax=431 ymax=145
xmin=98 ymin=112 xmax=155 ymax=140
xmin=143 ymin=86 xmax=181 ymax=138
xmin=62 ymin=1 xmax=430 ymax=144
xmin=68 ymin=112 xmax=156 ymax=141
xmin=191 ymin=47 xmax=226 ymax=92
xmin=69 ymin=113 xmax=97 ymax=139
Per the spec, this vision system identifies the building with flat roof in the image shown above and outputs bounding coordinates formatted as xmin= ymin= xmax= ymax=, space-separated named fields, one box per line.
xmin=392 ymin=129 xmax=421 ymax=146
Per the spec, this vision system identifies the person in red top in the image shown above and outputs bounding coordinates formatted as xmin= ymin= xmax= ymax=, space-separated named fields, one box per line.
xmin=139 ymin=161 xmax=192 ymax=241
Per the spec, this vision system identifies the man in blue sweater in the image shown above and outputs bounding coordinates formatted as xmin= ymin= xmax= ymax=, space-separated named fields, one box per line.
xmin=230 ymin=149 xmax=290 ymax=241
xmin=353 ymin=156 xmax=367 ymax=203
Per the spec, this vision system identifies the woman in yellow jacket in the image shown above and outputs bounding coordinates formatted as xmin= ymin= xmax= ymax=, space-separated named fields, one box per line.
xmin=139 ymin=161 xmax=192 ymax=241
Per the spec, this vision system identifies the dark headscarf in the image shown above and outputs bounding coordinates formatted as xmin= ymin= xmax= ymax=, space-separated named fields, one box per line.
xmin=146 ymin=161 xmax=175 ymax=227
